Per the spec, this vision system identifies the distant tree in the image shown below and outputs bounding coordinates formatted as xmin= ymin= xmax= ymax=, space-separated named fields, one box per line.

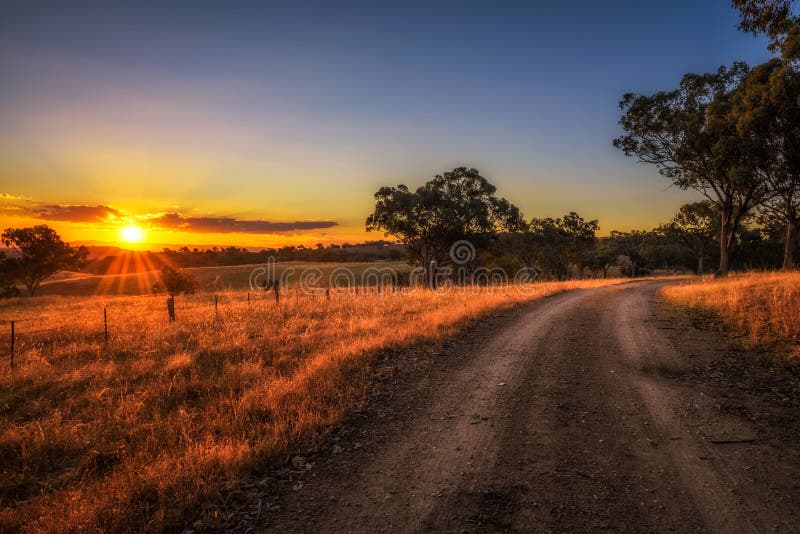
xmin=584 ymin=237 xmax=621 ymax=278
xmin=614 ymin=63 xmax=766 ymax=274
xmin=521 ymin=212 xmax=598 ymax=279
xmin=524 ymin=217 xmax=569 ymax=278
xmin=606 ymin=230 xmax=649 ymax=277
xmin=366 ymin=167 xmax=523 ymax=285
xmin=1 ymin=225 xmax=88 ymax=296
xmin=637 ymin=227 xmax=688 ymax=273
xmin=666 ymin=201 xmax=720 ymax=274
xmin=154 ymin=265 xmax=199 ymax=295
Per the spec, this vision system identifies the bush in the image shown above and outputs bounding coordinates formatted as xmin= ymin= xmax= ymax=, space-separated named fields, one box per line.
xmin=153 ymin=265 xmax=199 ymax=295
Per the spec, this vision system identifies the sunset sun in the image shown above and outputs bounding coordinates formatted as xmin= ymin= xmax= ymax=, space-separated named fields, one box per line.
xmin=120 ymin=224 xmax=144 ymax=244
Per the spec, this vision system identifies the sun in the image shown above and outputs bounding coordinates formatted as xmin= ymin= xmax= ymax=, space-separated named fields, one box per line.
xmin=120 ymin=224 xmax=145 ymax=244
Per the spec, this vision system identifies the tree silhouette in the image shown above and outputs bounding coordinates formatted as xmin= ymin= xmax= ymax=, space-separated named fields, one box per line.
xmin=614 ymin=63 xmax=765 ymax=274
xmin=733 ymin=58 xmax=800 ymax=269
xmin=1 ymin=225 xmax=88 ymax=296
xmin=366 ymin=167 xmax=523 ymax=285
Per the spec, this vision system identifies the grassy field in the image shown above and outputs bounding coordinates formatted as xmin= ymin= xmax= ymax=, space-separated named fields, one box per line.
xmin=662 ymin=272 xmax=800 ymax=352
xmin=0 ymin=275 xmax=630 ymax=532
xmin=37 ymin=261 xmax=411 ymax=297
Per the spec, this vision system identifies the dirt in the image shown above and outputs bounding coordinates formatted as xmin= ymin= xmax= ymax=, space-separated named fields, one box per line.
xmin=226 ymin=280 xmax=800 ymax=533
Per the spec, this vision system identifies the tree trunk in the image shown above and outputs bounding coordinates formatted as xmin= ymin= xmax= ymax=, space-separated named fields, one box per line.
xmin=718 ymin=217 xmax=733 ymax=276
xmin=783 ymin=219 xmax=798 ymax=270
xmin=697 ymin=255 xmax=704 ymax=275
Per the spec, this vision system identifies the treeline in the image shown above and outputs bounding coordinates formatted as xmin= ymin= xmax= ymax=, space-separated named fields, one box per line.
xmin=366 ymin=166 xmax=794 ymax=283
xmin=613 ymin=0 xmax=800 ymax=274
xmin=491 ymin=201 xmax=790 ymax=280
xmin=84 ymin=240 xmax=405 ymax=274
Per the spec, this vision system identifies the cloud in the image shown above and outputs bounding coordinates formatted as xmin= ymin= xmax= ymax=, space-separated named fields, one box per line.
xmin=0 ymin=194 xmax=337 ymax=234
xmin=29 ymin=204 xmax=121 ymax=223
xmin=149 ymin=213 xmax=337 ymax=234
xmin=0 ymin=194 xmax=121 ymax=223
xmin=0 ymin=193 xmax=32 ymax=202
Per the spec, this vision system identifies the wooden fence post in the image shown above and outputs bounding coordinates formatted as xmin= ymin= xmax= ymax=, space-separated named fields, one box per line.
xmin=247 ymin=292 xmax=251 ymax=307
xmin=167 ymin=294 xmax=176 ymax=322
xmin=214 ymin=294 xmax=218 ymax=315
xmin=103 ymin=306 xmax=108 ymax=343
xmin=274 ymin=280 xmax=280 ymax=304
xmin=325 ymin=287 xmax=331 ymax=301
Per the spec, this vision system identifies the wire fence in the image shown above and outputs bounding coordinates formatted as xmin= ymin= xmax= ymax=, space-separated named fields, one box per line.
xmin=0 ymin=282 xmax=419 ymax=376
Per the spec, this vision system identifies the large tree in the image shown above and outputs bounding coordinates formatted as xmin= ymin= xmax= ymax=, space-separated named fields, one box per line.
xmin=733 ymin=58 xmax=800 ymax=269
xmin=614 ymin=63 xmax=765 ymax=274
xmin=1 ymin=225 xmax=88 ymax=296
xmin=366 ymin=167 xmax=523 ymax=285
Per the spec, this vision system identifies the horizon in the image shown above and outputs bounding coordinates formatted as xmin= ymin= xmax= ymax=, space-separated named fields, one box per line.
xmin=0 ymin=1 xmax=773 ymax=249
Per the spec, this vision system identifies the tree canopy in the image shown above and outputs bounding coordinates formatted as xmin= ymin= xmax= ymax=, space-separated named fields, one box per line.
xmin=366 ymin=167 xmax=523 ymax=283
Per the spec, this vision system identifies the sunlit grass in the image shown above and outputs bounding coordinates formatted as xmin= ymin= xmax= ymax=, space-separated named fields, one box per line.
xmin=0 ymin=278 xmax=627 ymax=532
xmin=662 ymin=272 xmax=800 ymax=351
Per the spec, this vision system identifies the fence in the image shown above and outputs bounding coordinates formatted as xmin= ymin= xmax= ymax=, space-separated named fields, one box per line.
xmin=0 ymin=281 xmax=431 ymax=377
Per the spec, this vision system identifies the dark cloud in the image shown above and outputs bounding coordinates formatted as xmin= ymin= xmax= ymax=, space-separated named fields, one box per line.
xmin=151 ymin=213 xmax=338 ymax=234
xmin=29 ymin=204 xmax=121 ymax=223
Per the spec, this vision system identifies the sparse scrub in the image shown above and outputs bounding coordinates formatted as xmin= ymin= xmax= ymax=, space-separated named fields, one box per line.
xmin=0 ymin=279 xmax=626 ymax=532
xmin=662 ymin=272 xmax=800 ymax=349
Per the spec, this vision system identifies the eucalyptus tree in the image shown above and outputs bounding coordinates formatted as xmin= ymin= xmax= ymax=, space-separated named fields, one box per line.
xmin=614 ymin=63 xmax=765 ymax=274
xmin=366 ymin=167 xmax=523 ymax=285
xmin=733 ymin=58 xmax=800 ymax=269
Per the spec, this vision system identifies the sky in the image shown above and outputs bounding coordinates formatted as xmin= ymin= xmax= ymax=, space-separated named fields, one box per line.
xmin=0 ymin=0 xmax=774 ymax=249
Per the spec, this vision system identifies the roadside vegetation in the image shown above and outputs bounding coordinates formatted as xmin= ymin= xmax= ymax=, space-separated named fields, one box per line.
xmin=663 ymin=272 xmax=800 ymax=351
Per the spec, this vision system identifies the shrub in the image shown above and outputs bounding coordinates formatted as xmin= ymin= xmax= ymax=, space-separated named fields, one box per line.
xmin=154 ymin=265 xmax=199 ymax=295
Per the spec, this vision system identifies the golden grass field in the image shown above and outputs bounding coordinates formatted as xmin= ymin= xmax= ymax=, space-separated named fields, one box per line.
xmin=0 ymin=275 xmax=629 ymax=532
xmin=662 ymin=272 xmax=800 ymax=351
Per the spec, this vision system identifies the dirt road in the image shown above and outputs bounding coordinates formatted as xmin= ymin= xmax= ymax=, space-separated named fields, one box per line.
xmin=244 ymin=281 xmax=800 ymax=533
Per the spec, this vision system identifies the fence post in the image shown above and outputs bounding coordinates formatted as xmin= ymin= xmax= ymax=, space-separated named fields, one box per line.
xmin=214 ymin=294 xmax=218 ymax=315
xmin=325 ymin=287 xmax=331 ymax=301
xmin=247 ymin=292 xmax=251 ymax=307
xmin=103 ymin=306 xmax=108 ymax=343
xmin=10 ymin=320 xmax=14 ymax=376
xmin=167 ymin=294 xmax=176 ymax=322
xmin=274 ymin=280 xmax=280 ymax=304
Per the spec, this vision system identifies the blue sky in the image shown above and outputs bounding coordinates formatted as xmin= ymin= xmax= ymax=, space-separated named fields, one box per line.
xmin=0 ymin=1 xmax=774 ymax=246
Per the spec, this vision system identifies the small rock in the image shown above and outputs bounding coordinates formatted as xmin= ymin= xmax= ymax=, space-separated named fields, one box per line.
xmin=291 ymin=456 xmax=307 ymax=469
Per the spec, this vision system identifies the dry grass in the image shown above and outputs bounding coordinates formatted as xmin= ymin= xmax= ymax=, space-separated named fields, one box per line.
xmin=662 ymin=272 xmax=800 ymax=349
xmin=0 ymin=278 xmax=626 ymax=532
